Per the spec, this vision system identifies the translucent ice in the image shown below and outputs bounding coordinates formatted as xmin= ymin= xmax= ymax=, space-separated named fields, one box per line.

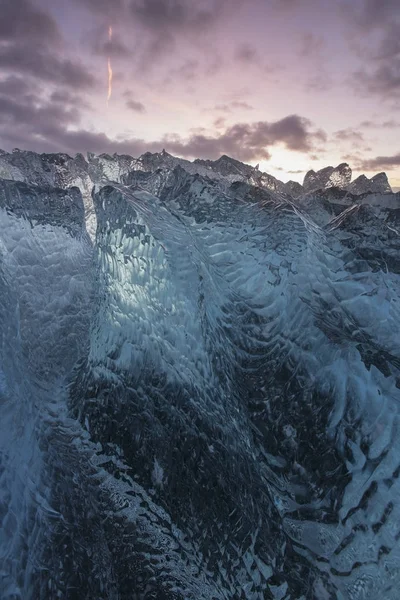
xmin=0 ymin=153 xmax=399 ymax=599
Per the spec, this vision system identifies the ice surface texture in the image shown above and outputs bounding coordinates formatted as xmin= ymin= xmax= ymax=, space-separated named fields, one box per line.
xmin=0 ymin=150 xmax=400 ymax=599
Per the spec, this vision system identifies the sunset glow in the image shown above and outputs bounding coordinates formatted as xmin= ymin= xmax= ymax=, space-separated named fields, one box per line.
xmin=0 ymin=0 xmax=399 ymax=189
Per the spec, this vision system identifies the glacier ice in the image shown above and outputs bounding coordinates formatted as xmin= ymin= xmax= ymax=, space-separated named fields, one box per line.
xmin=0 ymin=149 xmax=399 ymax=599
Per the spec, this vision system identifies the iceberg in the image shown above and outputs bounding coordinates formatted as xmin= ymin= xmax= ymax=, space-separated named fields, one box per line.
xmin=0 ymin=149 xmax=399 ymax=599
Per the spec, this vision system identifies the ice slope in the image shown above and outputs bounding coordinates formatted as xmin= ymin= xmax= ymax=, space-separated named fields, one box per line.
xmin=0 ymin=181 xmax=93 ymax=598
xmin=0 ymin=151 xmax=399 ymax=599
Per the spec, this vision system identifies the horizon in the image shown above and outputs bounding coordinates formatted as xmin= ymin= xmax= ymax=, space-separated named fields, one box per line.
xmin=3 ymin=145 xmax=400 ymax=191
xmin=1 ymin=0 xmax=400 ymax=188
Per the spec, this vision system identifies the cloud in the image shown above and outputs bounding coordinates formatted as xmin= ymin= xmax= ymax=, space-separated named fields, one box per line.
xmin=214 ymin=101 xmax=254 ymax=112
xmin=0 ymin=86 xmax=326 ymax=165
xmin=299 ymin=33 xmax=324 ymax=57
xmin=0 ymin=0 xmax=59 ymax=43
xmin=360 ymin=119 xmax=400 ymax=128
xmin=233 ymin=43 xmax=277 ymax=74
xmin=0 ymin=0 xmax=96 ymax=91
xmin=126 ymin=99 xmax=146 ymax=112
xmin=0 ymin=86 xmax=153 ymax=155
xmin=161 ymin=115 xmax=326 ymax=161
xmin=128 ymin=0 xmax=244 ymax=66
xmin=373 ymin=24 xmax=400 ymax=60
xmin=0 ymin=75 xmax=90 ymax=154
xmin=123 ymin=90 xmax=146 ymax=112
xmin=131 ymin=0 xmax=206 ymax=31
xmin=306 ymin=72 xmax=333 ymax=92
xmin=50 ymin=89 xmax=92 ymax=112
xmin=129 ymin=0 xmax=234 ymax=33
xmin=0 ymin=43 xmax=96 ymax=89
xmin=0 ymin=90 xmax=80 ymax=131
xmin=78 ymin=0 xmax=247 ymax=66
xmin=77 ymin=0 xmax=248 ymax=28
xmin=269 ymin=115 xmax=327 ymax=150
xmin=0 ymin=75 xmax=35 ymax=97
xmin=275 ymin=167 xmax=304 ymax=174
xmin=234 ymin=44 xmax=259 ymax=63
xmin=92 ymin=35 xmax=130 ymax=58
xmin=347 ymin=0 xmax=399 ymax=30
xmin=334 ymin=128 xmax=366 ymax=146
xmin=353 ymin=60 xmax=400 ymax=98
xmin=166 ymin=59 xmax=200 ymax=82
xmin=358 ymin=152 xmax=400 ymax=171
xmin=213 ymin=117 xmax=226 ymax=129
xmin=71 ymin=0 xmax=125 ymax=19
xmin=345 ymin=1 xmax=400 ymax=99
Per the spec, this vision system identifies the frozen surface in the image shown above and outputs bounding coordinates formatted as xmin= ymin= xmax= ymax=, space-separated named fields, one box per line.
xmin=0 ymin=151 xmax=400 ymax=599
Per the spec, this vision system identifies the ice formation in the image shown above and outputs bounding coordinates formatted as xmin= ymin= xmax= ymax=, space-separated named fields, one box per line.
xmin=0 ymin=148 xmax=399 ymax=599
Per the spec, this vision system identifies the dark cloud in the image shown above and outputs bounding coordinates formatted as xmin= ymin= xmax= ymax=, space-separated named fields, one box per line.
xmin=79 ymin=0 xmax=246 ymax=65
xmin=275 ymin=167 xmax=304 ymax=174
xmin=348 ymin=0 xmax=399 ymax=30
xmin=157 ymin=56 xmax=222 ymax=89
xmin=345 ymin=1 xmax=400 ymax=99
xmin=0 ymin=0 xmax=97 ymax=92
xmin=72 ymin=0 xmax=245 ymax=60
xmin=50 ymin=90 xmax=92 ymax=111
xmin=360 ymin=119 xmax=400 ymax=128
xmin=214 ymin=101 xmax=254 ymax=112
xmin=92 ymin=36 xmax=130 ymax=58
xmin=233 ymin=43 xmax=276 ymax=74
xmin=233 ymin=43 xmax=285 ymax=75
xmin=373 ymin=24 xmax=400 ymax=60
xmin=0 ymin=87 xmax=326 ymax=164
xmin=268 ymin=115 xmax=327 ymax=150
xmin=0 ymin=76 xmax=35 ymax=97
xmin=359 ymin=153 xmax=400 ymax=171
xmin=137 ymin=35 xmax=176 ymax=67
xmin=306 ymin=73 xmax=333 ymax=92
xmin=272 ymin=0 xmax=318 ymax=9
xmin=76 ymin=0 xmax=247 ymax=28
xmin=0 ymin=92 xmax=80 ymax=132
xmin=0 ymin=85 xmax=151 ymax=156
xmin=123 ymin=90 xmax=146 ymax=112
xmin=129 ymin=0 xmax=243 ymax=66
xmin=334 ymin=128 xmax=365 ymax=145
xmin=71 ymin=0 xmax=125 ymax=19
xmin=129 ymin=0 xmax=228 ymax=33
xmin=353 ymin=60 xmax=400 ymax=98
xmin=161 ymin=115 xmax=326 ymax=161
xmin=0 ymin=125 xmax=151 ymax=157
xmin=0 ymin=43 xmax=96 ymax=89
xmin=167 ymin=59 xmax=200 ymax=81
xmin=235 ymin=44 xmax=259 ymax=63
xmin=126 ymin=99 xmax=146 ymax=112
xmin=300 ymin=33 xmax=324 ymax=57
xmin=161 ymin=128 xmax=272 ymax=161
xmin=0 ymin=0 xmax=59 ymax=43
xmin=0 ymin=76 xmax=90 ymax=154
xmin=213 ymin=117 xmax=226 ymax=129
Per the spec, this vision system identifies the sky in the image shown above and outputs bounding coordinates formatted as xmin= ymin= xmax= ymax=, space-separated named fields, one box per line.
xmin=1 ymin=0 xmax=400 ymax=188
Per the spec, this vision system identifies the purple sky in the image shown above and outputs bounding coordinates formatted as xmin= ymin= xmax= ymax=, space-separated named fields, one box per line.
xmin=1 ymin=0 xmax=400 ymax=187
